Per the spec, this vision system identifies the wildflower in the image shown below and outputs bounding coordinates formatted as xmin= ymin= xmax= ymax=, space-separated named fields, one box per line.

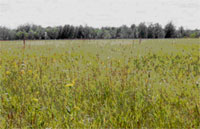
xmin=28 ymin=70 xmax=32 ymax=74
xmin=21 ymin=70 xmax=25 ymax=75
xmin=65 ymin=83 xmax=74 ymax=87
xmin=32 ymin=98 xmax=38 ymax=103
xmin=36 ymin=91 xmax=39 ymax=95
xmin=146 ymin=79 xmax=148 ymax=83
xmin=33 ymin=74 xmax=38 ymax=79
xmin=74 ymin=106 xmax=80 ymax=110
xmin=6 ymin=71 xmax=11 ymax=75
xmin=72 ymin=79 xmax=76 ymax=84
xmin=53 ymin=58 xmax=56 ymax=63
xmin=13 ymin=62 xmax=17 ymax=68
xmin=65 ymin=79 xmax=76 ymax=87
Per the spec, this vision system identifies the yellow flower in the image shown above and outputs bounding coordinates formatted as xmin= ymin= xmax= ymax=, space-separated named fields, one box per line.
xmin=53 ymin=58 xmax=56 ymax=63
xmin=32 ymin=98 xmax=38 ymax=103
xmin=65 ymin=79 xmax=76 ymax=87
xmin=65 ymin=83 xmax=74 ymax=87
xmin=36 ymin=91 xmax=39 ymax=95
xmin=21 ymin=70 xmax=25 ymax=75
xmin=6 ymin=71 xmax=11 ymax=75
xmin=33 ymin=74 xmax=38 ymax=79
xmin=13 ymin=62 xmax=17 ymax=68
xmin=28 ymin=70 xmax=32 ymax=74
xmin=146 ymin=79 xmax=148 ymax=83
xmin=74 ymin=106 xmax=80 ymax=110
xmin=72 ymin=79 xmax=76 ymax=84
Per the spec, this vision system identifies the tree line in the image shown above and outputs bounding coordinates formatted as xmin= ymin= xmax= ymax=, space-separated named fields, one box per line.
xmin=0 ymin=22 xmax=199 ymax=40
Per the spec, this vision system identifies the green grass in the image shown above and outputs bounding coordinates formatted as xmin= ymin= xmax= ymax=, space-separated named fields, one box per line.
xmin=0 ymin=39 xmax=199 ymax=128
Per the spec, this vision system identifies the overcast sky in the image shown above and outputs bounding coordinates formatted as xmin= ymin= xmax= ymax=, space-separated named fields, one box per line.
xmin=0 ymin=0 xmax=199 ymax=29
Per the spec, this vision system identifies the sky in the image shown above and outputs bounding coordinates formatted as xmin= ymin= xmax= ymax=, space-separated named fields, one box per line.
xmin=0 ymin=0 xmax=199 ymax=29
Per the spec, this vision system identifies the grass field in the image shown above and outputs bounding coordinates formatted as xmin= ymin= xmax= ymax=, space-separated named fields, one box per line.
xmin=0 ymin=39 xmax=199 ymax=128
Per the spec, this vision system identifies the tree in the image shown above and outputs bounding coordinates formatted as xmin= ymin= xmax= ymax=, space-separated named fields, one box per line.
xmin=177 ymin=26 xmax=186 ymax=38
xmin=138 ymin=23 xmax=148 ymax=38
xmin=101 ymin=29 xmax=111 ymax=39
xmin=109 ymin=27 xmax=117 ymax=39
xmin=57 ymin=26 xmax=63 ymax=39
xmin=0 ymin=26 xmax=11 ymax=40
xmin=0 ymin=22 xmax=198 ymax=40
xmin=16 ymin=31 xmax=28 ymax=40
xmin=130 ymin=24 xmax=138 ymax=38
xmin=46 ymin=27 xmax=59 ymax=39
xmin=28 ymin=30 xmax=35 ymax=39
xmin=31 ymin=25 xmax=45 ymax=39
xmin=190 ymin=32 xmax=198 ymax=38
xmin=77 ymin=26 xmax=84 ymax=39
xmin=8 ymin=30 xmax=16 ymax=40
xmin=82 ymin=26 xmax=91 ymax=39
xmin=164 ymin=22 xmax=176 ymax=38
xmin=0 ymin=26 xmax=16 ymax=40
xmin=154 ymin=23 xmax=165 ymax=38
xmin=16 ymin=24 xmax=31 ymax=33
xmin=147 ymin=24 xmax=155 ymax=38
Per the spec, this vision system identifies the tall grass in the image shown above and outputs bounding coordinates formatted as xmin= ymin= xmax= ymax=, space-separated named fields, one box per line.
xmin=0 ymin=39 xmax=199 ymax=128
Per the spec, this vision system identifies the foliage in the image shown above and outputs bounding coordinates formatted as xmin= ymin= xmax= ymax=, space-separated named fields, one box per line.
xmin=0 ymin=23 xmax=199 ymax=40
xmin=138 ymin=23 xmax=148 ymax=38
xmin=190 ymin=32 xmax=199 ymax=38
xmin=164 ymin=22 xmax=176 ymax=38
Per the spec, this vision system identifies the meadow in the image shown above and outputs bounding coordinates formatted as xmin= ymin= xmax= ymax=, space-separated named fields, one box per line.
xmin=0 ymin=39 xmax=199 ymax=128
